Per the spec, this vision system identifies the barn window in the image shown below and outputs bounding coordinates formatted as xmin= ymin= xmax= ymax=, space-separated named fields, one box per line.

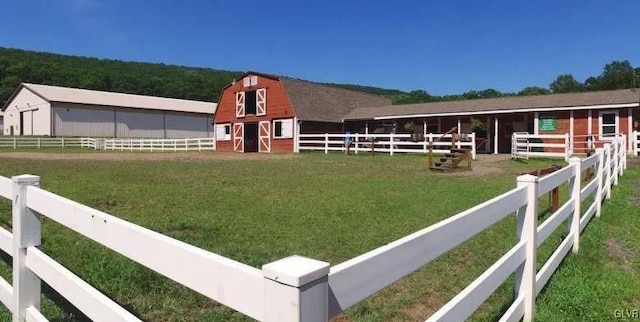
xmin=273 ymin=119 xmax=293 ymax=139
xmin=215 ymin=124 xmax=231 ymax=141
xmin=599 ymin=110 xmax=618 ymax=140
xmin=243 ymin=76 xmax=258 ymax=87
xmin=245 ymin=91 xmax=257 ymax=115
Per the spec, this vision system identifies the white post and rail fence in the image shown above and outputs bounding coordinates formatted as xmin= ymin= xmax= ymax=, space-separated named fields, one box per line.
xmin=0 ymin=136 xmax=627 ymax=321
xmin=297 ymin=132 xmax=477 ymax=159
xmin=513 ymin=132 xmax=632 ymax=161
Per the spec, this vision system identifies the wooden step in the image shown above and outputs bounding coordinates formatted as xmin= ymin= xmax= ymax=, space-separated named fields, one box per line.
xmin=450 ymin=148 xmax=470 ymax=153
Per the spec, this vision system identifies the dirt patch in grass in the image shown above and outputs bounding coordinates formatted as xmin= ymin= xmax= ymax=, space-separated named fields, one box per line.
xmin=400 ymin=292 xmax=443 ymax=321
xmin=605 ymin=238 xmax=636 ymax=274
xmin=0 ymin=151 xmax=296 ymax=162
xmin=440 ymin=154 xmax=515 ymax=177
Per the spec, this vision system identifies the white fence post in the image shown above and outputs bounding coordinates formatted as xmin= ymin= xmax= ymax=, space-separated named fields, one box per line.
xmin=14 ymin=137 xmax=17 ymax=149
xmin=515 ymin=174 xmax=538 ymax=322
xmin=354 ymin=134 xmax=359 ymax=155
xmin=595 ymin=148 xmax=604 ymax=218
xmin=262 ymin=256 xmax=330 ymax=322
xmin=471 ymin=132 xmax=476 ymax=160
xmin=564 ymin=133 xmax=570 ymax=161
xmin=568 ymin=157 xmax=581 ymax=253
xmin=612 ymin=138 xmax=619 ymax=186
xmin=37 ymin=138 xmax=41 ymax=149
xmin=324 ymin=133 xmax=329 ymax=155
xmin=389 ymin=133 xmax=394 ymax=156
xmin=604 ymin=144 xmax=612 ymax=200
xmin=61 ymin=137 xmax=65 ymax=149
xmin=12 ymin=175 xmax=42 ymax=321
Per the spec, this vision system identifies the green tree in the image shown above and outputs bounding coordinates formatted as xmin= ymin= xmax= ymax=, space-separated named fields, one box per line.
xmin=598 ymin=60 xmax=636 ymax=90
xmin=550 ymin=74 xmax=584 ymax=93
xmin=518 ymin=86 xmax=550 ymax=96
xmin=392 ymin=89 xmax=432 ymax=104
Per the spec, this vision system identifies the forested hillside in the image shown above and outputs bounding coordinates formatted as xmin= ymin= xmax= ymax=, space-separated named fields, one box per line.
xmin=1 ymin=47 xmax=638 ymax=108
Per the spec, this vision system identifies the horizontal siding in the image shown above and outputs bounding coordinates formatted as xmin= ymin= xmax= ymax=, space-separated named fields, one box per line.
xmin=116 ymin=110 xmax=164 ymax=138
xmin=165 ymin=112 xmax=212 ymax=138
xmin=53 ymin=105 xmax=115 ymax=137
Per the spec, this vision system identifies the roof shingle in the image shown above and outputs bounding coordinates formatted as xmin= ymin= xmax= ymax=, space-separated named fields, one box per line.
xmin=343 ymin=89 xmax=640 ymax=120
xmin=279 ymin=78 xmax=391 ymax=122
xmin=5 ymin=83 xmax=217 ymax=114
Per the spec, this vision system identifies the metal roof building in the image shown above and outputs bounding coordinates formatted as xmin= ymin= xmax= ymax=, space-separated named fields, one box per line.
xmin=1 ymin=83 xmax=217 ymax=138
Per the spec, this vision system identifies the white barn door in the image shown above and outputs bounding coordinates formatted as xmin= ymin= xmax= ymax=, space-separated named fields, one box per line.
xmin=259 ymin=121 xmax=271 ymax=152
xmin=233 ymin=123 xmax=244 ymax=152
xmin=256 ymin=88 xmax=267 ymax=116
xmin=236 ymin=92 xmax=245 ymax=117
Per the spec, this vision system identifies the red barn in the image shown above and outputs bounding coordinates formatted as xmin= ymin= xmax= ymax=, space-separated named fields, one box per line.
xmin=213 ymin=72 xmax=391 ymax=153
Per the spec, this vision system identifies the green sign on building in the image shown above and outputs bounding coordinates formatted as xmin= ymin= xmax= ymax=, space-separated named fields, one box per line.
xmin=539 ymin=116 xmax=557 ymax=131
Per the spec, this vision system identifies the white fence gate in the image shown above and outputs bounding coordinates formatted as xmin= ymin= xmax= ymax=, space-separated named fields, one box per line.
xmin=512 ymin=132 xmax=628 ymax=161
xmin=0 ymin=137 xmax=627 ymax=321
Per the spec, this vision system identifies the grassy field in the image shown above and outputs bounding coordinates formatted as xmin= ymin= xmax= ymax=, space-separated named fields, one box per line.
xmin=0 ymin=151 xmax=634 ymax=321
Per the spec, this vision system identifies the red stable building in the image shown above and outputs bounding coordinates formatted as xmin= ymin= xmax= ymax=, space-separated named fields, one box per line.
xmin=213 ymin=72 xmax=391 ymax=153
xmin=343 ymin=89 xmax=640 ymax=154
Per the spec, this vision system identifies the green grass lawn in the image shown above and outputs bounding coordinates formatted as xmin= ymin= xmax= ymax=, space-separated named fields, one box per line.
xmin=0 ymin=152 xmax=632 ymax=321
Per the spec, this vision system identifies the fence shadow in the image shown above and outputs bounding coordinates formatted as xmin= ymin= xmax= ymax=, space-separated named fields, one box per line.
xmin=0 ymin=250 xmax=148 ymax=322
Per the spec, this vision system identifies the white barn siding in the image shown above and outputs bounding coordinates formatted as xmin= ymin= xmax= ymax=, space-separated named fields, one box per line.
xmin=116 ymin=109 xmax=164 ymax=138
xmin=3 ymin=88 xmax=51 ymax=136
xmin=164 ymin=112 xmax=212 ymax=138
xmin=53 ymin=105 xmax=115 ymax=137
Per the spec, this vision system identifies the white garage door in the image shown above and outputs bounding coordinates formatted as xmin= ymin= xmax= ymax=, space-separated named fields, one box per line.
xmin=116 ymin=110 xmax=164 ymax=138
xmin=53 ymin=106 xmax=114 ymax=137
xmin=164 ymin=112 xmax=211 ymax=138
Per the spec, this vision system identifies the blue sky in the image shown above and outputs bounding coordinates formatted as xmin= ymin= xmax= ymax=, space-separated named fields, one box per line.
xmin=1 ymin=0 xmax=639 ymax=95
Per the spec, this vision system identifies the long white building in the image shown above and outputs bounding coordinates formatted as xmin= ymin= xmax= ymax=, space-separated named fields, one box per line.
xmin=1 ymin=83 xmax=217 ymax=138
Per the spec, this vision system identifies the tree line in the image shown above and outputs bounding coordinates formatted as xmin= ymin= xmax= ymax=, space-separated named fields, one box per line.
xmin=1 ymin=47 xmax=638 ymax=108
xmin=390 ymin=60 xmax=640 ymax=104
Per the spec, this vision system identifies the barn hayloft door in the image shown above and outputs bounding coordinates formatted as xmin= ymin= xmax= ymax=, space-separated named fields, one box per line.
xmin=256 ymin=88 xmax=267 ymax=116
xmin=259 ymin=121 xmax=271 ymax=152
xmin=233 ymin=123 xmax=244 ymax=152
xmin=236 ymin=92 xmax=245 ymax=117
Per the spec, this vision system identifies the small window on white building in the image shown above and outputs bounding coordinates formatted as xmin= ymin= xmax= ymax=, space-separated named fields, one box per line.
xmin=599 ymin=111 xmax=618 ymax=140
xmin=273 ymin=119 xmax=293 ymax=139
xmin=216 ymin=124 xmax=231 ymax=141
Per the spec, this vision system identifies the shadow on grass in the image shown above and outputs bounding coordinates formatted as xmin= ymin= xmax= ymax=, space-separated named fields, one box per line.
xmin=0 ymin=251 xmax=148 ymax=322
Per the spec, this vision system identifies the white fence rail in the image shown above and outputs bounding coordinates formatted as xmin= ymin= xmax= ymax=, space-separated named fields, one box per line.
xmin=0 ymin=137 xmax=91 ymax=149
xmin=102 ymin=138 xmax=215 ymax=152
xmin=298 ymin=133 xmax=477 ymax=159
xmin=0 ymin=137 xmax=628 ymax=321
xmin=0 ymin=137 xmax=216 ymax=152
